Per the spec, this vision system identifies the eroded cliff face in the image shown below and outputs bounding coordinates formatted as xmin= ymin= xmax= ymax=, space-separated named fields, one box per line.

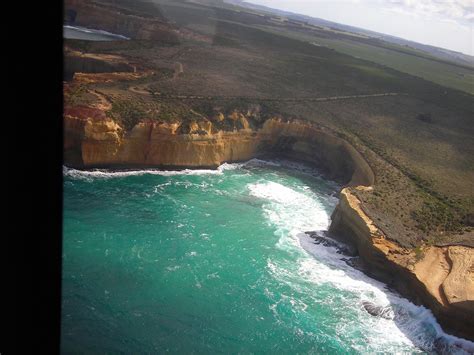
xmin=63 ymin=109 xmax=374 ymax=186
xmin=330 ymin=188 xmax=474 ymax=340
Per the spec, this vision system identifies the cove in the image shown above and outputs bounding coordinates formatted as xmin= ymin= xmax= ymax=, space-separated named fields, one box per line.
xmin=62 ymin=159 xmax=471 ymax=353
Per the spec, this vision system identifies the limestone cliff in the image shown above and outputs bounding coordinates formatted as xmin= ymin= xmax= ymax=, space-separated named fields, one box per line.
xmin=329 ymin=188 xmax=474 ymax=340
xmin=63 ymin=109 xmax=374 ymax=186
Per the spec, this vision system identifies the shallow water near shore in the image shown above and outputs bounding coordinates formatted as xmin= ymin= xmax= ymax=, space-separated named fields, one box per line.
xmin=62 ymin=159 xmax=473 ymax=353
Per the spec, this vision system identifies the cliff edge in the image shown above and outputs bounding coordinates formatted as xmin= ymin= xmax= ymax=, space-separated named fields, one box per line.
xmin=330 ymin=188 xmax=474 ymax=340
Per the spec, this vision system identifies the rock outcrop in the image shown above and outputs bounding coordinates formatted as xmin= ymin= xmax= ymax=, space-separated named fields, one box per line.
xmin=329 ymin=188 xmax=474 ymax=340
xmin=63 ymin=110 xmax=374 ymax=186
xmin=361 ymin=301 xmax=394 ymax=320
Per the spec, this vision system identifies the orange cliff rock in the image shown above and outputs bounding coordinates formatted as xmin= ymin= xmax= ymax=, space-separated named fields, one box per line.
xmin=63 ymin=111 xmax=374 ymax=186
xmin=330 ymin=188 xmax=474 ymax=340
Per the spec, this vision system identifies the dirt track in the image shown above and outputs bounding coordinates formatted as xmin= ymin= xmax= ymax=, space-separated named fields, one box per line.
xmin=149 ymin=92 xmax=407 ymax=102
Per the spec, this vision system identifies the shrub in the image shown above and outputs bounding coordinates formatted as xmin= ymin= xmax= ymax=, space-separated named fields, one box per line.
xmin=414 ymin=246 xmax=424 ymax=261
xmin=108 ymin=100 xmax=146 ymax=131
xmin=64 ymin=84 xmax=87 ymax=106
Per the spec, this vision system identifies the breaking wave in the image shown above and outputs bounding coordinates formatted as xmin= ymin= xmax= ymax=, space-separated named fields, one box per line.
xmin=249 ymin=179 xmax=474 ymax=353
xmin=62 ymin=163 xmax=240 ymax=181
xmin=62 ymin=160 xmax=474 ymax=353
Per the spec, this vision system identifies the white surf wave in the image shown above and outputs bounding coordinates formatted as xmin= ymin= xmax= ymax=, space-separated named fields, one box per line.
xmin=63 ymin=164 xmax=240 ymax=181
xmin=248 ymin=181 xmax=330 ymax=250
xmin=62 ymin=159 xmax=290 ymax=181
xmin=62 ymin=161 xmax=474 ymax=352
xmin=297 ymin=234 xmax=474 ymax=353
xmin=249 ymin=179 xmax=474 ymax=353
xmin=63 ymin=158 xmax=337 ymax=182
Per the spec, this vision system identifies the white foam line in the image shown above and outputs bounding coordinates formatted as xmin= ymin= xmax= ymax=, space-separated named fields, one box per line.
xmin=63 ymin=158 xmax=340 ymax=184
xmin=249 ymin=179 xmax=474 ymax=353
xmin=297 ymin=233 xmax=474 ymax=353
xmin=63 ymin=164 xmax=239 ymax=180
xmin=62 ymin=159 xmax=289 ymax=181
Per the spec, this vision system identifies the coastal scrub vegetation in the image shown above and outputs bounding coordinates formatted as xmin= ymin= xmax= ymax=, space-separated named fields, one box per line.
xmin=108 ymin=99 xmax=147 ymax=131
xmin=64 ymin=84 xmax=88 ymax=106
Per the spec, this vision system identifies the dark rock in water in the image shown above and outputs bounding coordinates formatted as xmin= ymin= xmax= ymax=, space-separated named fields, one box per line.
xmin=361 ymin=301 xmax=394 ymax=320
xmin=305 ymin=231 xmax=357 ymax=256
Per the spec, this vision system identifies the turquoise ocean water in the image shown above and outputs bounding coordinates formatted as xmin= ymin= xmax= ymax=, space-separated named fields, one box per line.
xmin=62 ymin=159 xmax=472 ymax=353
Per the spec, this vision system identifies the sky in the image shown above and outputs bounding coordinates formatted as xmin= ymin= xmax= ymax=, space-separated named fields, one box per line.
xmin=247 ymin=0 xmax=474 ymax=56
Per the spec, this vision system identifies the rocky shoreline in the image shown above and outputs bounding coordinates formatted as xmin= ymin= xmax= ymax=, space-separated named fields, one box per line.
xmin=329 ymin=188 xmax=474 ymax=341
xmin=64 ymin=105 xmax=473 ymax=340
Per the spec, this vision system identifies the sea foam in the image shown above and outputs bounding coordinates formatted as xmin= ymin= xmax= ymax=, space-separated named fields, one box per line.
xmin=62 ymin=162 xmax=474 ymax=353
xmin=250 ymin=178 xmax=474 ymax=353
xmin=63 ymin=165 xmax=231 ymax=180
